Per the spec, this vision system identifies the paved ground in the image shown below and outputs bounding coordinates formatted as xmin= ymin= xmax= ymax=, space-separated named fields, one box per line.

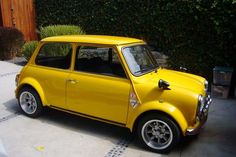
xmin=0 ymin=61 xmax=235 ymax=157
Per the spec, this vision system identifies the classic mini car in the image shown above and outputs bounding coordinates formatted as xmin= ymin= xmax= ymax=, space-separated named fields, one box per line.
xmin=15 ymin=35 xmax=211 ymax=153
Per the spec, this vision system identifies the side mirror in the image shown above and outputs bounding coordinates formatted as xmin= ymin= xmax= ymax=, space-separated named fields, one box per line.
xmin=158 ymin=79 xmax=170 ymax=90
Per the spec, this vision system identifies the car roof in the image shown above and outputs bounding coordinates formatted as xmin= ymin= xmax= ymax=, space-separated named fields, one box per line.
xmin=41 ymin=35 xmax=144 ymax=45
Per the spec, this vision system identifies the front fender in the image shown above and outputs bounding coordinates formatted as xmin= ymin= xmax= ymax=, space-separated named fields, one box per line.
xmin=126 ymin=101 xmax=188 ymax=135
xmin=16 ymin=77 xmax=48 ymax=106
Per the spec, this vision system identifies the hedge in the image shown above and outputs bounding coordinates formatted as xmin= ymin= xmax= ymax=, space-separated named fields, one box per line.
xmin=35 ymin=0 xmax=236 ymax=81
xmin=40 ymin=25 xmax=85 ymax=39
xmin=21 ymin=25 xmax=85 ymax=60
xmin=0 ymin=27 xmax=24 ymax=60
xmin=21 ymin=41 xmax=39 ymax=60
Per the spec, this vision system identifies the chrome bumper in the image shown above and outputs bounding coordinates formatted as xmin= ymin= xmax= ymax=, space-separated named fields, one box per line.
xmin=186 ymin=94 xmax=212 ymax=135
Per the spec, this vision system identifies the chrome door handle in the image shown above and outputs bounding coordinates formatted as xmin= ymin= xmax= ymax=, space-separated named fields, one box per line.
xmin=67 ymin=79 xmax=79 ymax=84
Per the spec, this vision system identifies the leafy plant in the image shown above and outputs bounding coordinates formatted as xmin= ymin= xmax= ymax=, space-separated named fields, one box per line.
xmin=0 ymin=27 xmax=24 ymax=60
xmin=39 ymin=42 xmax=71 ymax=57
xmin=38 ymin=25 xmax=85 ymax=56
xmin=40 ymin=25 xmax=85 ymax=39
xmin=35 ymin=0 xmax=236 ymax=81
xmin=21 ymin=41 xmax=39 ymax=60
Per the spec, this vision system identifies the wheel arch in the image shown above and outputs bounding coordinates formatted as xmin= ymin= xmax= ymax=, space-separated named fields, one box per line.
xmin=128 ymin=103 xmax=188 ymax=136
xmin=133 ymin=110 xmax=182 ymax=134
xmin=16 ymin=78 xmax=47 ymax=106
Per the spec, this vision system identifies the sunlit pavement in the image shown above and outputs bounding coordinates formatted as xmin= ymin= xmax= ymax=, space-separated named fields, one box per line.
xmin=0 ymin=61 xmax=235 ymax=157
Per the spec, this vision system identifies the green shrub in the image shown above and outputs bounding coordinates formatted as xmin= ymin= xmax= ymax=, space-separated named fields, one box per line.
xmin=0 ymin=27 xmax=24 ymax=60
xmin=40 ymin=25 xmax=85 ymax=39
xmin=35 ymin=0 xmax=236 ymax=81
xmin=39 ymin=42 xmax=71 ymax=57
xmin=21 ymin=41 xmax=39 ymax=60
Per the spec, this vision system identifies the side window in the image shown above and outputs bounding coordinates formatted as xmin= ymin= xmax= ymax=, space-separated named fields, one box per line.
xmin=75 ymin=46 xmax=126 ymax=78
xmin=35 ymin=43 xmax=72 ymax=69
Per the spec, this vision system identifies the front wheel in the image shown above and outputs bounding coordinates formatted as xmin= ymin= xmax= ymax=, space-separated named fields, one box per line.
xmin=18 ymin=87 xmax=43 ymax=118
xmin=137 ymin=114 xmax=181 ymax=153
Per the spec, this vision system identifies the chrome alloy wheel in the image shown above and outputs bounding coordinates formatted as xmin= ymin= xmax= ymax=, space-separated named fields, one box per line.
xmin=19 ymin=91 xmax=37 ymax=114
xmin=141 ymin=119 xmax=173 ymax=150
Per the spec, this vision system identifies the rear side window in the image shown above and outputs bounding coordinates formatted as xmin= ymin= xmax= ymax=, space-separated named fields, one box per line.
xmin=75 ymin=46 xmax=127 ymax=78
xmin=35 ymin=43 xmax=72 ymax=69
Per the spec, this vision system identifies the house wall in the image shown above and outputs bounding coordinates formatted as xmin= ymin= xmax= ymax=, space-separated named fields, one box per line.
xmin=0 ymin=0 xmax=37 ymax=41
xmin=0 ymin=2 xmax=2 ymax=26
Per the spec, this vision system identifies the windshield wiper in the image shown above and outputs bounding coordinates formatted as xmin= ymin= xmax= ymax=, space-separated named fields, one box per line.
xmin=134 ymin=66 xmax=155 ymax=74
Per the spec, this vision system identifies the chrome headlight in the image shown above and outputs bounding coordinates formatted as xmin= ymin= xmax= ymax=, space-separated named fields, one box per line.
xmin=204 ymin=80 xmax=208 ymax=92
xmin=196 ymin=95 xmax=205 ymax=119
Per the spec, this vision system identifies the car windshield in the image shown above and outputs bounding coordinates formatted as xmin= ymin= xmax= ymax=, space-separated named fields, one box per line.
xmin=122 ymin=45 xmax=158 ymax=76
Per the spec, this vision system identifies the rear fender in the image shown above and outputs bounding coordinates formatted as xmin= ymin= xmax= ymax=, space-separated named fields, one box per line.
xmin=16 ymin=77 xmax=47 ymax=106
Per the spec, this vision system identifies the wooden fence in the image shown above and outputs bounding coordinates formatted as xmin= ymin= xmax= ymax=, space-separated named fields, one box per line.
xmin=0 ymin=0 xmax=37 ymax=41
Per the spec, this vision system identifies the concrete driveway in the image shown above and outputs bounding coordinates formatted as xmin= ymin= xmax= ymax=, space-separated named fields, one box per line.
xmin=0 ymin=61 xmax=235 ymax=157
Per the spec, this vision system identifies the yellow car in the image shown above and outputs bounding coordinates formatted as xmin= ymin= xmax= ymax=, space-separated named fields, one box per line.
xmin=15 ymin=35 xmax=211 ymax=153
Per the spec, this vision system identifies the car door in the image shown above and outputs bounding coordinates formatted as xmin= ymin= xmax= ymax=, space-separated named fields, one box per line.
xmin=66 ymin=45 xmax=131 ymax=124
xmin=32 ymin=42 xmax=72 ymax=109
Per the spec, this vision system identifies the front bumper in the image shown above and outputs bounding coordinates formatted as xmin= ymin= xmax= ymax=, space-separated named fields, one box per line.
xmin=186 ymin=94 xmax=212 ymax=135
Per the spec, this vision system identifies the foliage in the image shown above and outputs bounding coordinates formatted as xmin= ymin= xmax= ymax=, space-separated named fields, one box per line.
xmin=21 ymin=41 xmax=39 ymax=60
xmin=35 ymin=0 xmax=236 ymax=81
xmin=39 ymin=43 xmax=71 ymax=57
xmin=40 ymin=25 xmax=85 ymax=39
xmin=0 ymin=27 xmax=24 ymax=60
xmin=22 ymin=25 xmax=85 ymax=60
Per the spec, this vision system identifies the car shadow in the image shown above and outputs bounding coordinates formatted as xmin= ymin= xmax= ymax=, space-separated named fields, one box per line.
xmin=1 ymin=99 xmax=200 ymax=156
xmin=2 ymin=98 xmax=21 ymax=114
xmin=2 ymin=98 xmax=131 ymax=144
xmin=5 ymin=98 xmax=235 ymax=156
xmin=126 ymin=129 xmax=198 ymax=156
xmin=40 ymin=107 xmax=132 ymax=139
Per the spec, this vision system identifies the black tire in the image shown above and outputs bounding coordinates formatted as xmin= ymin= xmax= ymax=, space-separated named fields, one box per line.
xmin=137 ymin=113 xmax=181 ymax=153
xmin=18 ymin=87 xmax=43 ymax=118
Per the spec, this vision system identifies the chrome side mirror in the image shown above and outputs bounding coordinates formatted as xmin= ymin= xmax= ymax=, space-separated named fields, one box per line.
xmin=158 ymin=79 xmax=170 ymax=90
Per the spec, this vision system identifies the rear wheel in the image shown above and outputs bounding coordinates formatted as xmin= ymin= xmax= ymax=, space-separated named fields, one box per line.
xmin=137 ymin=114 xmax=181 ymax=153
xmin=18 ymin=87 xmax=43 ymax=118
